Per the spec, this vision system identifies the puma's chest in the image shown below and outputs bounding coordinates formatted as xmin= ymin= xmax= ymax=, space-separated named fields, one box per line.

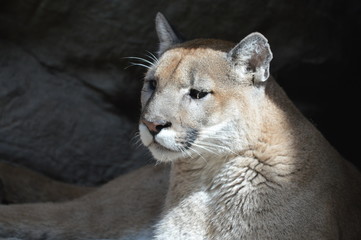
xmin=154 ymin=164 xmax=275 ymax=239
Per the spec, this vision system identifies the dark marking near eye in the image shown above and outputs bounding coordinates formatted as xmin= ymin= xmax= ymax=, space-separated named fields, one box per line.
xmin=184 ymin=129 xmax=198 ymax=149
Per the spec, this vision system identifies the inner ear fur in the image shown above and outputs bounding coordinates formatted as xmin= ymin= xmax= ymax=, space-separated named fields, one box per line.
xmin=228 ymin=32 xmax=273 ymax=83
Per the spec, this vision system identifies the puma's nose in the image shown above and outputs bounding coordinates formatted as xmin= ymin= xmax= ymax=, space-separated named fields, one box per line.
xmin=142 ymin=119 xmax=172 ymax=136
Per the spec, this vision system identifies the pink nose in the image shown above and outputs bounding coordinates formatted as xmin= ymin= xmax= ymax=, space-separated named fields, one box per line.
xmin=142 ymin=119 xmax=172 ymax=135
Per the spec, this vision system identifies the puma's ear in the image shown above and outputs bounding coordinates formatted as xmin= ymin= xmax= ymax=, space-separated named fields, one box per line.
xmin=155 ymin=12 xmax=184 ymax=56
xmin=228 ymin=32 xmax=273 ymax=83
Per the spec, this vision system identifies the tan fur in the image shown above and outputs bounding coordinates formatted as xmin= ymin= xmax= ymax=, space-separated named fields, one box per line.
xmin=0 ymin=163 xmax=169 ymax=239
xmin=0 ymin=13 xmax=361 ymax=239
xmin=0 ymin=162 xmax=94 ymax=204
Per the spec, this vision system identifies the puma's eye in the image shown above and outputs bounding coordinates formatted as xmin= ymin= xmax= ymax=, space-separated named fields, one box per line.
xmin=189 ymin=89 xmax=210 ymax=99
xmin=148 ymin=80 xmax=157 ymax=90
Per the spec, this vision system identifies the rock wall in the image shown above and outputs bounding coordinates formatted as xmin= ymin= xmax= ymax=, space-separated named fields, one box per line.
xmin=0 ymin=0 xmax=360 ymax=184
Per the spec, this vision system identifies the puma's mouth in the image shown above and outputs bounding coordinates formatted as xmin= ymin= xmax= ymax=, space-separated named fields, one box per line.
xmin=152 ymin=128 xmax=198 ymax=152
xmin=139 ymin=123 xmax=199 ymax=161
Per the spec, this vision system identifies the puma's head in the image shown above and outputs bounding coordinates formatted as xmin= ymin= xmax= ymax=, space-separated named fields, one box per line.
xmin=139 ymin=13 xmax=272 ymax=162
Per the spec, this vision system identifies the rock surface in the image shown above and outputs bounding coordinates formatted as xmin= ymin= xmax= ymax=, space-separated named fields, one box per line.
xmin=0 ymin=0 xmax=360 ymax=184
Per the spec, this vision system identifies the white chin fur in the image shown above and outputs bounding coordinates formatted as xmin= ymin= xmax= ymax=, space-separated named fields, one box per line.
xmin=155 ymin=129 xmax=179 ymax=151
xmin=139 ymin=123 xmax=183 ymax=162
xmin=149 ymin=146 xmax=183 ymax=162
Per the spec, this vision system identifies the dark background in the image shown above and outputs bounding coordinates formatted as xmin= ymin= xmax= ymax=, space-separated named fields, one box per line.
xmin=0 ymin=0 xmax=360 ymax=185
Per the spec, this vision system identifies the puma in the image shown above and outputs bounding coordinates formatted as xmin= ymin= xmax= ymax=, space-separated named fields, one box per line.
xmin=0 ymin=12 xmax=360 ymax=240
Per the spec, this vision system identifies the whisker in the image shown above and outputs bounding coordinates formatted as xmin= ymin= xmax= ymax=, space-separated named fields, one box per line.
xmin=189 ymin=147 xmax=207 ymax=161
xmin=200 ymin=135 xmax=234 ymax=141
xmin=131 ymin=137 xmax=142 ymax=145
xmin=130 ymin=132 xmax=139 ymax=143
xmin=134 ymin=140 xmax=144 ymax=149
xmin=198 ymin=131 xmax=235 ymax=144
xmin=145 ymin=51 xmax=159 ymax=64
xmin=130 ymin=132 xmax=144 ymax=149
xmin=125 ymin=56 xmax=156 ymax=67
xmin=157 ymin=152 xmax=166 ymax=163
xmin=131 ymin=131 xmax=140 ymax=138
xmin=200 ymin=130 xmax=234 ymax=135
xmin=192 ymin=142 xmax=221 ymax=156
xmin=180 ymin=146 xmax=193 ymax=159
xmin=195 ymin=140 xmax=237 ymax=155
xmin=125 ymin=62 xmax=152 ymax=70
xmin=176 ymin=145 xmax=186 ymax=157
xmin=200 ymin=141 xmax=236 ymax=154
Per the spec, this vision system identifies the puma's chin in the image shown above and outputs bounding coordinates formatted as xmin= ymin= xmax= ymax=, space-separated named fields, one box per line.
xmin=148 ymin=143 xmax=184 ymax=162
xmin=138 ymin=123 xmax=185 ymax=162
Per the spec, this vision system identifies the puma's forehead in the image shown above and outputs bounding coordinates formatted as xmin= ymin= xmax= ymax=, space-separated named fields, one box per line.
xmin=150 ymin=39 xmax=236 ymax=87
xmin=176 ymin=39 xmax=235 ymax=52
